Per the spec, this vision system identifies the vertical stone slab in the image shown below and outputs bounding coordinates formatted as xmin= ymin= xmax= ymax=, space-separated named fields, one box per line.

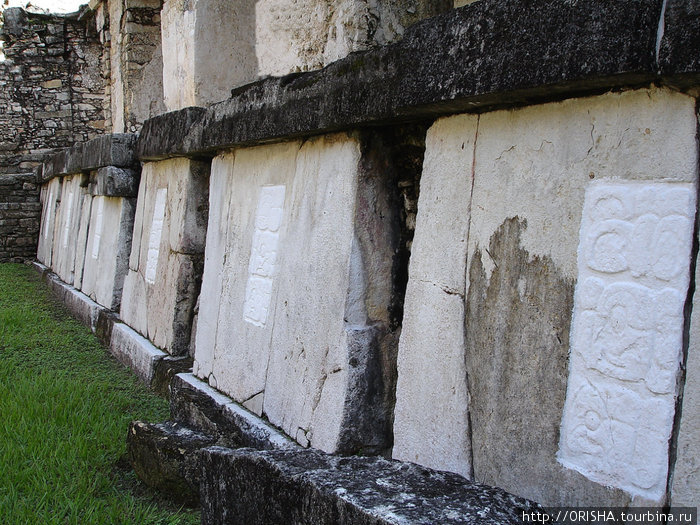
xmin=72 ymin=193 xmax=93 ymax=290
xmin=36 ymin=177 xmax=61 ymax=265
xmin=82 ymin=196 xmax=136 ymax=310
xmin=465 ymin=88 xmax=697 ymax=507
xmin=52 ymin=175 xmax=87 ymax=285
xmin=392 ymin=114 xmax=477 ymax=478
xmin=120 ymin=158 xmax=209 ymax=355
xmin=195 ymin=141 xmax=299 ymax=401
xmin=559 ymin=183 xmax=695 ymax=501
xmin=395 ymin=88 xmax=697 ymax=507
xmin=193 ymin=133 xmax=401 ymax=454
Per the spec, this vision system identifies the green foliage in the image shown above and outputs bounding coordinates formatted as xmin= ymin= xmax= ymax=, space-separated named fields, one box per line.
xmin=0 ymin=264 xmax=199 ymax=524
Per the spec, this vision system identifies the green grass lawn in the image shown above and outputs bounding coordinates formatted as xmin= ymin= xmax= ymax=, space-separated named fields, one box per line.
xmin=0 ymin=263 xmax=199 ymax=524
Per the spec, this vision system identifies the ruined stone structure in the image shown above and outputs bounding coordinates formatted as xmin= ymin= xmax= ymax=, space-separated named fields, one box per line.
xmin=5 ymin=0 xmax=700 ymax=520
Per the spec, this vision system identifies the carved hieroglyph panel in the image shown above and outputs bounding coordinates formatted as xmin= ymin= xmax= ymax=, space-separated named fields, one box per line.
xmin=559 ymin=182 xmax=696 ymax=500
xmin=145 ymin=188 xmax=167 ymax=285
xmin=243 ymin=185 xmax=286 ymax=327
xmin=91 ymin=197 xmax=105 ymax=259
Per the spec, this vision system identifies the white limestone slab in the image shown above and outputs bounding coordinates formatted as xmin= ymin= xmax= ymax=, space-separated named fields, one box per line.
xmin=36 ymin=177 xmax=61 ymax=265
xmin=52 ymin=175 xmax=85 ymax=285
xmin=110 ymin=322 xmax=167 ymax=385
xmin=558 ymin=182 xmax=696 ymax=501
xmin=392 ymin=113 xmax=477 ymax=478
xmin=146 ymin=187 xmax=167 ymax=285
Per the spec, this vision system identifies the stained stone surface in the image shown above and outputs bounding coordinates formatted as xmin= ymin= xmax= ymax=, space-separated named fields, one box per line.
xmin=193 ymin=133 xmax=401 ymax=454
xmin=198 ymin=446 xmax=543 ymax=525
xmin=52 ymin=174 xmax=88 ymax=286
xmin=120 ymin=158 xmax=209 ymax=356
xmin=135 ymin=0 xmax=696 ymax=161
xmin=393 ymin=88 xmax=698 ymax=507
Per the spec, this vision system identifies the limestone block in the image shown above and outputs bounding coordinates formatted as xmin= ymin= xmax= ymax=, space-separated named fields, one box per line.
xmin=72 ymin=193 xmax=93 ymax=290
xmin=36 ymin=177 xmax=61 ymax=265
xmin=256 ymin=0 xmax=451 ymax=77
xmin=396 ymin=87 xmax=698 ymax=507
xmin=193 ymin=133 xmax=400 ymax=454
xmin=52 ymin=174 xmax=88 ymax=285
xmin=120 ymin=158 xmax=209 ymax=356
xmin=110 ymin=322 xmax=168 ymax=385
xmin=81 ymin=196 xmax=136 ymax=310
xmin=94 ymin=166 xmax=139 ymax=197
xmin=161 ymin=0 xmax=256 ymax=111
xmin=392 ymin=114 xmax=477 ymax=478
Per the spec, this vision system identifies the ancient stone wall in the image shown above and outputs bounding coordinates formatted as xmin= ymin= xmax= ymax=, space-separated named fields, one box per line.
xmin=0 ymin=173 xmax=40 ymax=262
xmin=0 ymin=8 xmax=105 ymax=175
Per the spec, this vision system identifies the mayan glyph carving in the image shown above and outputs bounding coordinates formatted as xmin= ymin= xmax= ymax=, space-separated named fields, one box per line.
xmin=243 ymin=185 xmax=286 ymax=327
xmin=559 ymin=182 xmax=696 ymax=500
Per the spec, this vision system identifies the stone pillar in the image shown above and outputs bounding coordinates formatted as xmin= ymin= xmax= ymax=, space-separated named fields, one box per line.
xmin=120 ymin=157 xmax=209 ymax=356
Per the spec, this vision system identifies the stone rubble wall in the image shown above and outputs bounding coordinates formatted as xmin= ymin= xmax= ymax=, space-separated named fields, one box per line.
xmin=0 ymin=173 xmax=40 ymax=262
xmin=0 ymin=8 xmax=105 ymax=175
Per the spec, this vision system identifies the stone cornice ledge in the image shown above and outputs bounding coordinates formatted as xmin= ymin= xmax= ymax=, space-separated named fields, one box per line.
xmin=137 ymin=0 xmax=699 ymax=161
xmin=40 ymin=134 xmax=138 ymax=183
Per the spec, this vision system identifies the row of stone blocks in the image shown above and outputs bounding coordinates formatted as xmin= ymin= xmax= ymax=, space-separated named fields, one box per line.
xmin=36 ymin=86 xmax=700 ymax=512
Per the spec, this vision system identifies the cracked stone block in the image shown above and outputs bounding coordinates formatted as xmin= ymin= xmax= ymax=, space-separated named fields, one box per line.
xmin=392 ymin=114 xmax=476 ymax=479
xmin=393 ymin=88 xmax=698 ymax=507
xmin=193 ymin=133 xmax=401 ymax=454
xmin=120 ymin=158 xmax=209 ymax=356
xmin=198 ymin=446 xmax=543 ymax=525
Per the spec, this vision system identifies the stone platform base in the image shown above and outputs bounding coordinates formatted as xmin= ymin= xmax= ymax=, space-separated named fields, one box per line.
xmin=31 ymin=261 xmax=191 ymax=396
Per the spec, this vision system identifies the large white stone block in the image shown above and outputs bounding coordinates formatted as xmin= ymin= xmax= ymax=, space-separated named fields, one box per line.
xmin=394 ymin=87 xmax=698 ymax=507
xmin=161 ymin=0 xmax=256 ymax=110
xmin=36 ymin=177 xmax=61 ymax=265
xmin=120 ymin=158 xmax=209 ymax=355
xmin=392 ymin=114 xmax=477 ymax=478
xmin=81 ymin=196 xmax=136 ymax=310
xmin=194 ymin=133 xmax=399 ymax=454
xmin=52 ymin=175 xmax=88 ymax=285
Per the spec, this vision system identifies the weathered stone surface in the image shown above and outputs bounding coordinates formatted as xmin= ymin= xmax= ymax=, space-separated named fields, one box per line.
xmin=671 ymin=228 xmax=700 ymax=506
xmin=94 ymin=167 xmax=139 ymax=197
xmin=127 ymin=421 xmax=216 ymax=506
xmin=41 ymin=134 xmax=138 ymax=182
xmin=36 ymin=177 xmax=61 ymax=265
xmin=198 ymin=446 xmax=543 ymax=525
xmin=120 ymin=158 xmax=209 ymax=356
xmin=393 ymin=88 xmax=698 ymax=507
xmin=392 ymin=114 xmax=476 ymax=478
xmin=0 ymin=173 xmax=40 ymax=262
xmin=51 ymin=174 xmax=88 ymax=285
xmin=170 ymin=373 xmax=297 ymax=450
xmin=658 ymin=0 xmax=700 ymax=82
xmin=193 ymin=133 xmax=402 ymax=454
xmin=135 ymin=0 xmax=690 ymax=161
xmin=81 ymin=196 xmax=135 ymax=310
xmin=110 ymin=322 xmax=168 ymax=385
